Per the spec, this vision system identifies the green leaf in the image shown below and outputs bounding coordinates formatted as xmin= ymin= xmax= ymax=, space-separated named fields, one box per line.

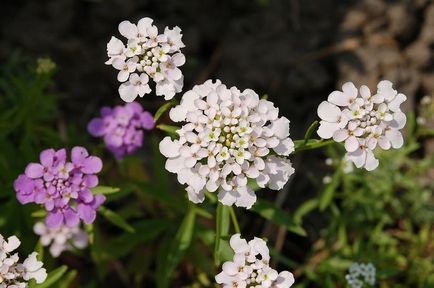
xmin=98 ymin=206 xmax=135 ymax=233
xmin=319 ymin=170 xmax=341 ymax=211
xmin=58 ymin=270 xmax=78 ymax=288
xmin=156 ymin=124 xmax=180 ymax=136
xmin=31 ymin=210 xmax=47 ymax=218
xmin=294 ymin=139 xmax=334 ymax=152
xmin=29 ymin=265 xmax=68 ymax=288
xmin=154 ymin=99 xmax=177 ymax=122
xmin=156 ymin=207 xmax=196 ymax=288
xmin=103 ymin=219 xmax=170 ymax=258
xmin=91 ymin=186 xmax=120 ymax=195
xmin=303 ymin=120 xmax=319 ymax=144
xmin=251 ymin=199 xmax=307 ymax=236
xmin=293 ymin=199 xmax=318 ymax=224
xmin=214 ymin=203 xmax=230 ymax=266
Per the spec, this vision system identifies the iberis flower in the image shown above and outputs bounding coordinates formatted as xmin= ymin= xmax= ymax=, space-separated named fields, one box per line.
xmin=317 ymin=80 xmax=406 ymax=171
xmin=215 ymin=234 xmax=295 ymax=288
xmin=0 ymin=234 xmax=47 ymax=287
xmin=14 ymin=147 xmax=105 ymax=228
xmin=87 ymin=102 xmax=155 ymax=159
xmin=345 ymin=262 xmax=376 ymax=288
xmin=33 ymin=222 xmax=88 ymax=258
xmin=159 ymin=80 xmax=295 ymax=208
xmin=106 ymin=17 xmax=185 ymax=102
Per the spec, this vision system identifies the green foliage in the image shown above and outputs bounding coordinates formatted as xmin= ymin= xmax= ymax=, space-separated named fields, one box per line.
xmin=0 ymin=54 xmax=433 ymax=288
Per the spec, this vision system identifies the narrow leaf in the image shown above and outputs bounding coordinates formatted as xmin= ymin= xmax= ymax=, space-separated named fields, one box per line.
xmin=30 ymin=265 xmax=68 ymax=288
xmin=91 ymin=186 xmax=120 ymax=195
xmin=303 ymin=120 xmax=319 ymax=144
xmin=157 ymin=207 xmax=196 ymax=288
xmin=154 ymin=99 xmax=177 ymax=122
xmin=156 ymin=124 xmax=180 ymax=136
xmin=319 ymin=170 xmax=341 ymax=211
xmin=98 ymin=206 xmax=135 ymax=233
xmin=251 ymin=199 xmax=307 ymax=236
xmin=214 ymin=203 xmax=230 ymax=266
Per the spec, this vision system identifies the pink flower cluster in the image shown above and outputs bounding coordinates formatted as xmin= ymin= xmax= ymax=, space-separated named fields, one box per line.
xmin=87 ymin=102 xmax=154 ymax=159
xmin=14 ymin=147 xmax=105 ymax=228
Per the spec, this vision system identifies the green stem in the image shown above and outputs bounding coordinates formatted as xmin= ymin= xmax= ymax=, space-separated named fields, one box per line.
xmin=294 ymin=139 xmax=335 ymax=152
xmin=229 ymin=207 xmax=241 ymax=234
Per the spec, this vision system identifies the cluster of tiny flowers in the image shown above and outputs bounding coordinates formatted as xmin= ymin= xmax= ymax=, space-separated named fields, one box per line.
xmin=106 ymin=17 xmax=185 ymax=102
xmin=345 ymin=263 xmax=376 ymax=288
xmin=88 ymin=102 xmax=155 ymax=159
xmin=0 ymin=234 xmax=47 ymax=287
xmin=317 ymin=80 xmax=407 ymax=171
xmin=14 ymin=147 xmax=106 ymax=228
xmin=215 ymin=234 xmax=294 ymax=288
xmin=33 ymin=222 xmax=88 ymax=258
xmin=159 ymin=80 xmax=295 ymax=208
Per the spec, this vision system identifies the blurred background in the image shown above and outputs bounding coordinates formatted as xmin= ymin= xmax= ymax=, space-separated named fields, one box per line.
xmin=0 ymin=0 xmax=433 ymax=287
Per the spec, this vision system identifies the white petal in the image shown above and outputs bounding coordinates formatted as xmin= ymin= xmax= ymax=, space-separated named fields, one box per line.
xmin=344 ymin=136 xmax=359 ymax=152
xmin=328 ymin=91 xmax=351 ymax=106
xmin=159 ymin=137 xmax=181 ymax=158
xmin=317 ymin=121 xmax=339 ymax=139
xmin=235 ymin=187 xmax=257 ymax=209
xmin=118 ymin=21 xmax=138 ymax=39
xmin=118 ymin=82 xmax=137 ymax=102
xmin=385 ymin=129 xmax=404 ymax=148
xmin=359 ymin=85 xmax=371 ymax=99
xmin=388 ymin=93 xmax=407 ymax=112
xmin=317 ymin=101 xmax=342 ymax=122
xmin=270 ymin=117 xmax=290 ymax=139
xmin=378 ymin=136 xmax=391 ymax=150
xmin=342 ymin=82 xmax=358 ymax=99
xmin=332 ymin=129 xmax=349 ymax=142
xmin=364 ymin=149 xmax=379 ymax=171
xmin=4 ymin=236 xmax=21 ymax=252
xmin=273 ymin=138 xmax=294 ymax=156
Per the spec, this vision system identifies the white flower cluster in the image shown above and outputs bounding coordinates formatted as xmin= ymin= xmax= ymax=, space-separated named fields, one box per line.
xmin=0 ymin=234 xmax=47 ymax=287
xmin=106 ymin=17 xmax=185 ymax=102
xmin=215 ymin=234 xmax=294 ymax=288
xmin=33 ymin=222 xmax=88 ymax=258
xmin=317 ymin=80 xmax=406 ymax=171
xmin=345 ymin=262 xmax=376 ymax=288
xmin=159 ymin=80 xmax=295 ymax=208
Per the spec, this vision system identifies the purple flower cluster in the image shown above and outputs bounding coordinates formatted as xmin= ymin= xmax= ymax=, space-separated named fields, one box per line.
xmin=14 ymin=147 xmax=105 ymax=228
xmin=87 ymin=102 xmax=155 ymax=159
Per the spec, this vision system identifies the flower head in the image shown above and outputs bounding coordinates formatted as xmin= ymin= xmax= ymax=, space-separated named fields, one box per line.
xmin=345 ymin=262 xmax=376 ymax=288
xmin=317 ymin=81 xmax=406 ymax=171
xmin=14 ymin=147 xmax=105 ymax=228
xmin=106 ymin=17 xmax=185 ymax=102
xmin=0 ymin=233 xmax=47 ymax=287
xmin=215 ymin=234 xmax=295 ymax=288
xmin=88 ymin=102 xmax=154 ymax=159
xmin=159 ymin=80 xmax=295 ymax=208
xmin=33 ymin=222 xmax=88 ymax=258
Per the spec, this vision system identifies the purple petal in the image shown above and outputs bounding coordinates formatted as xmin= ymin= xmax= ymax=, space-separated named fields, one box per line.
xmin=91 ymin=194 xmax=106 ymax=209
xmin=141 ymin=111 xmax=155 ymax=130
xmin=79 ymin=189 xmax=94 ymax=203
xmin=64 ymin=208 xmax=80 ymax=227
xmin=81 ymin=156 xmax=103 ymax=174
xmin=126 ymin=102 xmax=143 ymax=113
xmin=100 ymin=106 xmax=112 ymax=117
xmin=71 ymin=146 xmax=89 ymax=165
xmin=40 ymin=149 xmax=55 ymax=167
xmin=25 ymin=163 xmax=44 ymax=178
xmin=55 ymin=149 xmax=67 ymax=164
xmin=77 ymin=203 xmax=96 ymax=224
xmin=46 ymin=210 xmax=63 ymax=228
xmin=84 ymin=174 xmax=99 ymax=188
xmin=87 ymin=118 xmax=106 ymax=137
